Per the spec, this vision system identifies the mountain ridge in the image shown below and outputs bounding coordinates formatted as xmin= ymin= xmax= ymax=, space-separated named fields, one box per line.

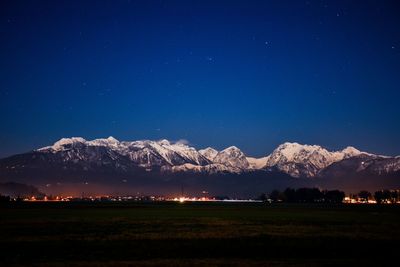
xmin=33 ymin=137 xmax=381 ymax=177
xmin=1 ymin=137 xmax=399 ymax=195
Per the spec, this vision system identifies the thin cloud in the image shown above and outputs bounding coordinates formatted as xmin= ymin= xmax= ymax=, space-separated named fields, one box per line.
xmin=175 ymin=139 xmax=190 ymax=145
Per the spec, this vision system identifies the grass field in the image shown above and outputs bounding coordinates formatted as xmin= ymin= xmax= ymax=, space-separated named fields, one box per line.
xmin=1 ymin=202 xmax=400 ymax=266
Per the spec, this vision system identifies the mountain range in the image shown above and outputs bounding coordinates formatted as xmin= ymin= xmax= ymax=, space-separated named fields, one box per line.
xmin=0 ymin=137 xmax=399 ymax=196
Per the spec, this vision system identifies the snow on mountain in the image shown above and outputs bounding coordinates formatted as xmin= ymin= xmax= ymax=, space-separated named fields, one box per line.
xmin=37 ymin=137 xmax=210 ymax=168
xmin=340 ymin=146 xmax=361 ymax=157
xmin=318 ymin=153 xmax=399 ymax=180
xmin=199 ymin=147 xmax=219 ymax=161
xmin=171 ymin=163 xmax=242 ymax=174
xmin=247 ymin=156 xmax=270 ymax=169
xmin=213 ymin=146 xmax=250 ymax=169
xmin=365 ymin=157 xmax=400 ymax=174
xmin=39 ymin=136 xmax=122 ymax=152
xmin=87 ymin=136 xmax=120 ymax=148
xmin=119 ymin=140 xmax=172 ymax=167
xmin=155 ymin=140 xmax=211 ymax=166
xmin=265 ymin=142 xmax=366 ymax=177
xmin=34 ymin=137 xmax=385 ymax=178
xmin=38 ymin=137 xmax=87 ymax=152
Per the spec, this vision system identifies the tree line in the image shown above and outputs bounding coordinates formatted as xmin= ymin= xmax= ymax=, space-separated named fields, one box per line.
xmin=258 ymin=188 xmax=345 ymax=203
xmin=0 ymin=194 xmax=23 ymax=203
xmin=258 ymin=188 xmax=400 ymax=204
xmin=359 ymin=190 xmax=399 ymax=204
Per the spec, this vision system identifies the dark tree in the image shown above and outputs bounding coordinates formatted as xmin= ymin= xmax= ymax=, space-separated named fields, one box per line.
xmin=390 ymin=191 xmax=399 ymax=204
xmin=375 ymin=190 xmax=392 ymax=203
xmin=283 ymin=188 xmax=296 ymax=202
xmin=295 ymin=188 xmax=323 ymax=203
xmin=374 ymin=191 xmax=384 ymax=204
xmin=323 ymin=190 xmax=345 ymax=203
xmin=358 ymin=191 xmax=371 ymax=203
xmin=382 ymin=190 xmax=391 ymax=203
xmin=257 ymin=193 xmax=267 ymax=201
xmin=0 ymin=194 xmax=11 ymax=203
xmin=269 ymin=188 xmax=344 ymax=204
xmin=269 ymin=190 xmax=282 ymax=202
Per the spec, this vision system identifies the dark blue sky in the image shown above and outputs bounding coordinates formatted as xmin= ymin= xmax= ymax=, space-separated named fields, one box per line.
xmin=1 ymin=0 xmax=400 ymax=158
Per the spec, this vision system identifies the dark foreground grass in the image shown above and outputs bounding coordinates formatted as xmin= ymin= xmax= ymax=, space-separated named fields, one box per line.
xmin=1 ymin=202 xmax=400 ymax=266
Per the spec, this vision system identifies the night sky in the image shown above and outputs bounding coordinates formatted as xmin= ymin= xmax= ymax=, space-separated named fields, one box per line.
xmin=1 ymin=0 xmax=400 ymax=158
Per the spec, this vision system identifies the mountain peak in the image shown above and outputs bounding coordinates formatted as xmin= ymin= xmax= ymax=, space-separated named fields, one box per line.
xmin=53 ymin=137 xmax=86 ymax=149
xmin=281 ymin=141 xmax=300 ymax=146
xmin=36 ymin=137 xmax=87 ymax=152
xmin=273 ymin=142 xmax=324 ymax=161
xmin=86 ymin=136 xmax=120 ymax=148
xmin=199 ymin=147 xmax=219 ymax=161
xmin=222 ymin=146 xmax=241 ymax=152
xmin=341 ymin=146 xmax=361 ymax=155
xmin=279 ymin=142 xmax=322 ymax=149
xmin=56 ymin=137 xmax=86 ymax=144
xmin=214 ymin=146 xmax=249 ymax=169
xmin=107 ymin=136 xmax=119 ymax=143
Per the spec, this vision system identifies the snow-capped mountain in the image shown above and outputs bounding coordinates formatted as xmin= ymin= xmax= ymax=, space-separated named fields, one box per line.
xmin=264 ymin=142 xmax=367 ymax=177
xmin=199 ymin=147 xmax=219 ymax=161
xmin=38 ymin=137 xmax=88 ymax=152
xmin=29 ymin=138 xmax=394 ymax=177
xmin=1 ymin=137 xmax=399 ymax=195
xmin=39 ymin=137 xmax=211 ymax=169
xmin=87 ymin=136 xmax=120 ymax=148
xmin=35 ymin=137 xmax=270 ymax=173
xmin=2 ymin=137 xmax=399 ymax=179
xmin=213 ymin=146 xmax=250 ymax=169
xmin=122 ymin=139 xmax=211 ymax=168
